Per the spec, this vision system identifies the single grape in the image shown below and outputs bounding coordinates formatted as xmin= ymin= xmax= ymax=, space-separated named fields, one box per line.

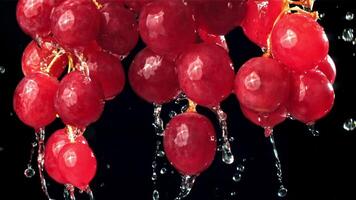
xmin=55 ymin=71 xmax=105 ymax=128
xmin=271 ymin=13 xmax=329 ymax=71
xmin=186 ymin=0 xmax=247 ymax=35
xmin=177 ymin=43 xmax=235 ymax=107
xmin=129 ymin=47 xmax=180 ymax=104
xmin=198 ymin=28 xmax=229 ymax=51
xmin=98 ymin=2 xmax=139 ymax=56
xmin=139 ymin=0 xmax=196 ymax=55
xmin=57 ymin=143 xmax=97 ymax=190
xmin=50 ymin=0 xmax=101 ymax=47
xmin=163 ymin=112 xmax=216 ymax=175
xmin=84 ymin=47 xmax=126 ymax=100
xmin=234 ymin=56 xmax=290 ymax=112
xmin=287 ymin=70 xmax=335 ymax=124
xmin=13 ymin=73 xmax=59 ymax=129
xmin=16 ymin=0 xmax=55 ymax=37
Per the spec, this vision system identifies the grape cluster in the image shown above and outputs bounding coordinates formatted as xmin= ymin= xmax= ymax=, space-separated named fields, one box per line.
xmin=13 ymin=0 xmax=336 ymax=198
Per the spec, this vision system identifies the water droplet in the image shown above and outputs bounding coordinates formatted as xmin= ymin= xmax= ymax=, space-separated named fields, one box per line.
xmin=153 ymin=189 xmax=160 ymax=200
xmin=229 ymin=137 xmax=235 ymax=142
xmin=152 ymin=172 xmax=158 ymax=181
xmin=152 ymin=161 xmax=157 ymax=168
xmin=319 ymin=13 xmax=325 ymax=18
xmin=353 ymin=53 xmax=356 ymax=56
xmin=106 ymin=164 xmax=111 ymax=169
xmin=346 ymin=12 xmax=354 ymax=21
xmin=307 ymin=124 xmax=320 ymax=136
xmin=100 ymin=183 xmax=105 ymax=187
xmin=157 ymin=150 xmax=165 ymax=157
xmin=160 ymin=168 xmax=167 ymax=175
xmin=342 ymin=28 xmax=354 ymax=42
xmin=24 ymin=166 xmax=35 ymax=178
xmin=232 ymin=173 xmax=242 ymax=182
xmin=230 ymin=191 xmax=237 ymax=196
xmin=277 ymin=187 xmax=288 ymax=197
xmin=222 ymin=143 xmax=234 ymax=164
xmin=175 ymin=175 xmax=196 ymax=200
xmin=343 ymin=118 xmax=356 ymax=131
xmin=32 ymin=142 xmax=38 ymax=147
xmin=169 ymin=111 xmax=177 ymax=118
xmin=0 ymin=66 xmax=5 ymax=74
xmin=0 ymin=147 xmax=4 ymax=152
xmin=236 ymin=164 xmax=245 ymax=172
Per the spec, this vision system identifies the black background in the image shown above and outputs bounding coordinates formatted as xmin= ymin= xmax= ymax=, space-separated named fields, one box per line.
xmin=0 ymin=0 xmax=356 ymax=199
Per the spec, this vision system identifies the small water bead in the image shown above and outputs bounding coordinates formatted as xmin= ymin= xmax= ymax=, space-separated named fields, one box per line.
xmin=342 ymin=28 xmax=354 ymax=42
xmin=236 ymin=164 xmax=245 ymax=172
xmin=0 ymin=65 xmax=5 ymax=74
xmin=152 ymin=172 xmax=158 ymax=181
xmin=230 ymin=191 xmax=237 ymax=197
xmin=24 ymin=166 xmax=36 ymax=178
xmin=307 ymin=124 xmax=320 ymax=136
xmin=229 ymin=137 xmax=235 ymax=142
xmin=152 ymin=161 xmax=157 ymax=168
xmin=277 ymin=187 xmax=288 ymax=198
xmin=106 ymin=164 xmax=111 ymax=169
xmin=343 ymin=118 xmax=356 ymax=131
xmin=345 ymin=12 xmax=354 ymax=21
xmin=0 ymin=147 xmax=3 ymax=152
xmin=160 ymin=168 xmax=167 ymax=175
xmin=232 ymin=173 xmax=242 ymax=182
xmin=319 ymin=13 xmax=325 ymax=19
xmin=153 ymin=189 xmax=160 ymax=200
xmin=157 ymin=150 xmax=165 ymax=157
xmin=222 ymin=143 xmax=234 ymax=164
xmin=169 ymin=111 xmax=177 ymax=118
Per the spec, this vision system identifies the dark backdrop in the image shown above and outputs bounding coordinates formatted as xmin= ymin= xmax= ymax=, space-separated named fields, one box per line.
xmin=0 ymin=0 xmax=355 ymax=199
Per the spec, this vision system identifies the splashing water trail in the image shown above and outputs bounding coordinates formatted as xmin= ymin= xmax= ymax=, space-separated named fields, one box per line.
xmin=343 ymin=118 xmax=356 ymax=131
xmin=85 ymin=186 xmax=95 ymax=200
xmin=63 ymin=184 xmax=76 ymax=200
xmin=175 ymin=175 xmax=197 ymax=200
xmin=342 ymin=28 xmax=354 ymax=42
xmin=24 ymin=140 xmax=37 ymax=178
xmin=307 ymin=124 xmax=320 ymax=136
xmin=269 ymin=133 xmax=287 ymax=198
xmin=212 ymin=106 xmax=234 ymax=164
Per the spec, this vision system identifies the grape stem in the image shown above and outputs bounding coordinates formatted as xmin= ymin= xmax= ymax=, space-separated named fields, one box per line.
xmin=186 ymin=99 xmax=197 ymax=113
xmin=43 ymin=48 xmax=65 ymax=74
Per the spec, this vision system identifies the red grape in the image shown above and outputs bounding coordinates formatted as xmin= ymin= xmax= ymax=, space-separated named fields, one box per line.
xmin=55 ymin=71 xmax=105 ymax=128
xmin=13 ymin=73 xmax=59 ymax=129
xmin=316 ymin=55 xmax=336 ymax=84
xmin=198 ymin=28 xmax=229 ymax=51
xmin=50 ymin=0 xmax=101 ymax=47
xmin=287 ymin=70 xmax=335 ymax=124
xmin=45 ymin=128 xmax=87 ymax=184
xmin=84 ymin=47 xmax=126 ymax=100
xmin=186 ymin=0 xmax=247 ymax=35
xmin=177 ymin=43 xmax=235 ymax=107
xmin=163 ymin=112 xmax=216 ymax=175
xmin=58 ymin=143 xmax=97 ymax=190
xmin=129 ymin=48 xmax=180 ymax=104
xmin=16 ymin=0 xmax=55 ymax=38
xmin=22 ymin=39 xmax=67 ymax=78
xmin=98 ymin=2 xmax=139 ymax=56
xmin=139 ymin=0 xmax=196 ymax=55
xmin=271 ymin=13 xmax=329 ymax=71
xmin=234 ymin=57 xmax=290 ymax=112
xmin=242 ymin=0 xmax=287 ymax=48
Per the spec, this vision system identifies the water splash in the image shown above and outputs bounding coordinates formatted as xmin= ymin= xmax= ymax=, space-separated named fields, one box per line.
xmin=212 ymin=106 xmax=234 ymax=165
xmin=0 ymin=65 xmax=5 ymax=74
xmin=343 ymin=118 xmax=356 ymax=131
xmin=307 ymin=124 xmax=320 ymax=136
xmin=175 ymin=175 xmax=197 ymax=200
xmin=342 ymin=28 xmax=354 ymax=42
xmin=269 ymin=134 xmax=288 ymax=198
xmin=36 ymin=128 xmax=53 ymax=200
xmin=345 ymin=12 xmax=354 ymax=21
xmin=151 ymin=104 xmax=165 ymax=199
xmin=63 ymin=184 xmax=76 ymax=200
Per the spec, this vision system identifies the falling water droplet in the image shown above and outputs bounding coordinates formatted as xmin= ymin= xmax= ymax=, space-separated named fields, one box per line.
xmin=342 ymin=28 xmax=354 ymax=42
xmin=277 ymin=187 xmax=288 ymax=198
xmin=236 ymin=164 xmax=245 ymax=172
xmin=230 ymin=191 xmax=237 ymax=197
xmin=153 ymin=189 xmax=160 ymax=200
xmin=232 ymin=173 xmax=242 ymax=182
xmin=152 ymin=172 xmax=158 ymax=181
xmin=345 ymin=12 xmax=354 ymax=21
xmin=222 ymin=143 xmax=234 ymax=164
xmin=160 ymin=168 xmax=167 ymax=175
xmin=229 ymin=137 xmax=235 ymax=142
xmin=85 ymin=186 xmax=95 ymax=200
xmin=307 ymin=124 xmax=320 ymax=136
xmin=157 ymin=150 xmax=165 ymax=157
xmin=152 ymin=161 xmax=157 ymax=168
xmin=0 ymin=65 xmax=5 ymax=74
xmin=24 ymin=166 xmax=36 ymax=178
xmin=106 ymin=164 xmax=111 ymax=169
xmin=343 ymin=118 xmax=356 ymax=131
xmin=169 ymin=111 xmax=177 ymax=118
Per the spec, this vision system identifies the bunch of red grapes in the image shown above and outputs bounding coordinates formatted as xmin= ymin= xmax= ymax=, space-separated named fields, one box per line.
xmin=14 ymin=0 xmax=336 ymax=199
